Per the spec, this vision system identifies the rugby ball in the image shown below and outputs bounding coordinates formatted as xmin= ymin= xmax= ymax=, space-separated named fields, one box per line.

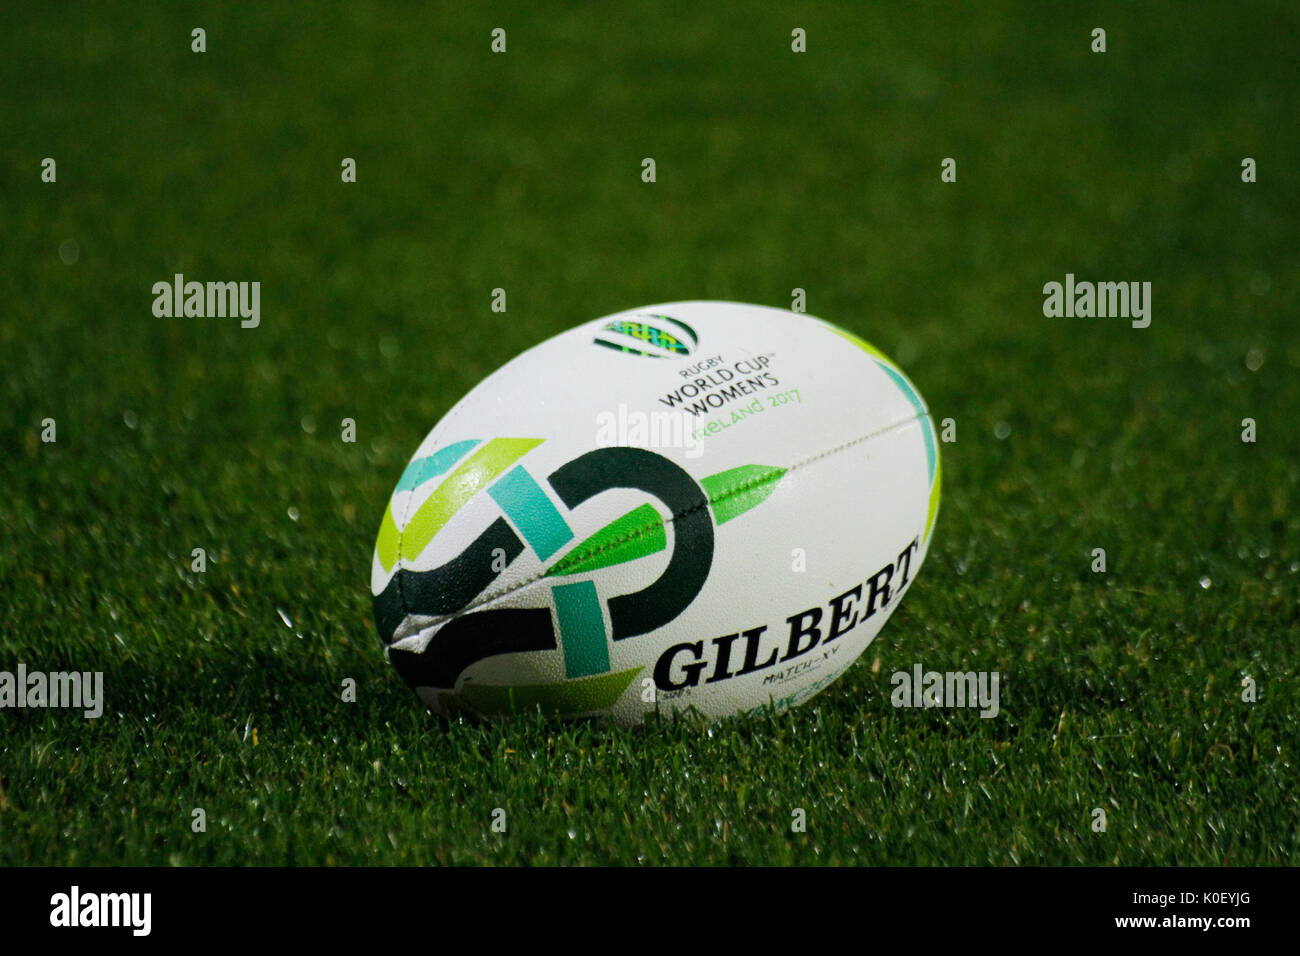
xmin=370 ymin=301 xmax=940 ymax=724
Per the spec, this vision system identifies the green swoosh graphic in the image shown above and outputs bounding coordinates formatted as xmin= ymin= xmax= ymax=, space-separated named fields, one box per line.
xmin=546 ymin=503 xmax=666 ymax=577
xmin=699 ymin=464 xmax=787 ymax=524
xmin=544 ymin=463 xmax=785 ymax=577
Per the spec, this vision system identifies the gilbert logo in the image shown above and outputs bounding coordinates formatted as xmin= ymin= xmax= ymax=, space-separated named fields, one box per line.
xmin=50 ymin=886 xmax=151 ymax=936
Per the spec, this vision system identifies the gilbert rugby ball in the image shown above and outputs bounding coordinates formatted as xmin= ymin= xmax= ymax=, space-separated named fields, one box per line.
xmin=370 ymin=301 xmax=940 ymax=724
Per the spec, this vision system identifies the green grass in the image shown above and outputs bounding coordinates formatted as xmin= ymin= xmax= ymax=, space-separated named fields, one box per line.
xmin=1 ymin=0 xmax=1297 ymax=865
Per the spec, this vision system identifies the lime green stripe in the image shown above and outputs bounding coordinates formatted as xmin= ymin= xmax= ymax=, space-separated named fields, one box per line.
xmin=374 ymin=507 xmax=404 ymax=573
xmin=374 ymin=442 xmax=481 ymax=571
xmin=546 ymin=503 xmax=666 ymax=577
xmin=828 ymin=324 xmax=892 ymax=363
xmin=376 ymin=438 xmax=543 ymax=572
xmin=453 ymin=666 xmax=642 ymax=716
xmin=700 ymin=464 xmax=787 ymax=524
xmin=925 ymin=450 xmax=942 ymax=542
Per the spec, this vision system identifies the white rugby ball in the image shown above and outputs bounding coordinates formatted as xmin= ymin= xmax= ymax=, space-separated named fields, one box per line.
xmin=371 ymin=301 xmax=940 ymax=724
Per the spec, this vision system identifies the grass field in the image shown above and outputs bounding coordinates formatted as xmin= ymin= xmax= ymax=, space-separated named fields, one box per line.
xmin=1 ymin=1 xmax=1297 ymax=865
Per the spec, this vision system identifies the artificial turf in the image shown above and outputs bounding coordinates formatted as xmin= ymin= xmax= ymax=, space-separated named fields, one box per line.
xmin=1 ymin=1 xmax=1296 ymax=865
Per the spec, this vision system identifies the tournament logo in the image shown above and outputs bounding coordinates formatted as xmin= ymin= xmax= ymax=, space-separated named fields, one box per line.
xmin=372 ymin=439 xmax=784 ymax=712
xmin=592 ymin=314 xmax=698 ymax=358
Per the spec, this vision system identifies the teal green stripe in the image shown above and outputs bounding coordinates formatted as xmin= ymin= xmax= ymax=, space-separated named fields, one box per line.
xmin=875 ymin=361 xmax=936 ymax=483
xmin=488 ymin=466 xmax=574 ymax=560
xmin=551 ymin=580 xmax=610 ymax=678
xmin=394 ymin=440 xmax=480 ymax=493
